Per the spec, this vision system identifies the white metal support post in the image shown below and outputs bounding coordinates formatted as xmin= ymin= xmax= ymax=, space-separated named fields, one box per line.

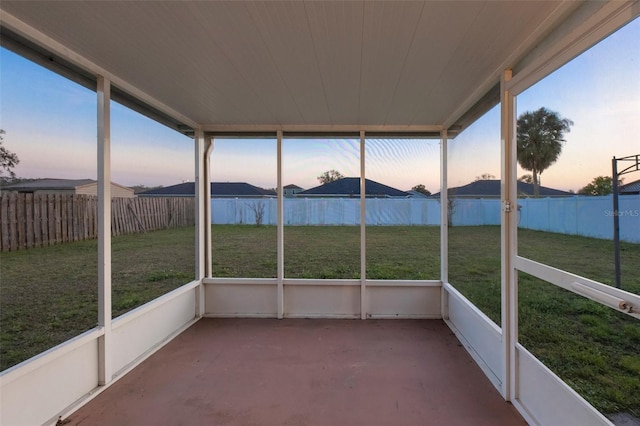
xmin=194 ymin=129 xmax=207 ymax=317
xmin=360 ymin=131 xmax=367 ymax=320
xmin=194 ymin=129 xmax=206 ymax=280
xmin=500 ymin=69 xmax=518 ymax=401
xmin=97 ymin=76 xmax=112 ymax=386
xmin=205 ymin=136 xmax=214 ymax=279
xmin=440 ymin=130 xmax=449 ymax=320
xmin=277 ymin=130 xmax=284 ymax=319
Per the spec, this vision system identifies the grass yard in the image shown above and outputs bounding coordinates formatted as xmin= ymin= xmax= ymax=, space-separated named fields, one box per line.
xmin=1 ymin=224 xmax=638 ymax=416
xmin=0 ymin=227 xmax=195 ymax=372
xmin=212 ymin=225 xmax=440 ymax=279
xmin=450 ymin=226 xmax=640 ymax=417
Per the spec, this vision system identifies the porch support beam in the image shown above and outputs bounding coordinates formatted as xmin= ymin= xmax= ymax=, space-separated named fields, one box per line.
xmin=440 ymin=130 xmax=449 ymax=320
xmin=202 ymin=124 xmax=443 ymax=136
xmin=500 ymin=69 xmax=518 ymax=401
xmin=97 ymin=75 xmax=112 ymax=386
xmin=194 ymin=129 xmax=206 ymax=280
xmin=360 ymin=131 xmax=367 ymax=320
xmin=194 ymin=129 xmax=209 ymax=317
xmin=204 ymin=136 xmax=214 ymax=278
xmin=277 ymin=130 xmax=284 ymax=319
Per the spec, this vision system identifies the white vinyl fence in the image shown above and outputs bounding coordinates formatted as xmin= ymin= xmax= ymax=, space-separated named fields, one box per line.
xmin=211 ymin=198 xmax=441 ymax=226
xmin=211 ymin=195 xmax=640 ymax=243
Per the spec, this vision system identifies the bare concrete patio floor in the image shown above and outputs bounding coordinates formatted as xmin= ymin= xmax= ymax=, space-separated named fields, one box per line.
xmin=67 ymin=318 xmax=526 ymax=426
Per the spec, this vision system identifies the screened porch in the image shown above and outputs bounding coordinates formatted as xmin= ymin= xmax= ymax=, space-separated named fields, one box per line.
xmin=1 ymin=2 xmax=639 ymax=426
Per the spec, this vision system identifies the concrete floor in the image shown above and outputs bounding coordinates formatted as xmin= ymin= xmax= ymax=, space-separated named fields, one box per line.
xmin=67 ymin=318 xmax=526 ymax=426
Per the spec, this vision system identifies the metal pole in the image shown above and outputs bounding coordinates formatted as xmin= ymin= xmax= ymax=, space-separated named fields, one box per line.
xmin=360 ymin=131 xmax=367 ymax=320
xmin=612 ymin=157 xmax=621 ymax=289
xmin=277 ymin=130 xmax=284 ymax=319
xmin=97 ymin=75 xmax=112 ymax=386
xmin=500 ymin=69 xmax=518 ymax=402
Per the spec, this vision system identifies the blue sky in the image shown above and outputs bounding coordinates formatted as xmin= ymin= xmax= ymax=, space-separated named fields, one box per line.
xmin=1 ymin=18 xmax=638 ymax=194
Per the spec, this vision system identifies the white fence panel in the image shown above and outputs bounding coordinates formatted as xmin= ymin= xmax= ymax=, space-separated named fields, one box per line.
xmin=518 ymin=194 xmax=639 ymax=243
xmin=212 ymin=198 xmax=441 ymax=226
xmin=210 ymin=196 xmax=639 ymax=242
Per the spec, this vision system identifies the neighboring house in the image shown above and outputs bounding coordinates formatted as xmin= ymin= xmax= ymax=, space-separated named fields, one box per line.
xmin=283 ymin=184 xmax=304 ymax=197
xmin=297 ymin=177 xmax=409 ymax=198
xmin=406 ymin=190 xmax=430 ymax=198
xmin=619 ymin=179 xmax=640 ymax=195
xmin=138 ymin=182 xmax=276 ymax=198
xmin=431 ymin=179 xmax=572 ymax=198
xmin=0 ymin=178 xmax=134 ymax=198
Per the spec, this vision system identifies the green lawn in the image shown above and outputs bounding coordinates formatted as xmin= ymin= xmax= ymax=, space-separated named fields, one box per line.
xmin=1 ymin=225 xmax=638 ymax=416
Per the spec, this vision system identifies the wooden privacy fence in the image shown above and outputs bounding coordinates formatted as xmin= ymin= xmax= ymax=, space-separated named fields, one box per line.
xmin=0 ymin=193 xmax=195 ymax=252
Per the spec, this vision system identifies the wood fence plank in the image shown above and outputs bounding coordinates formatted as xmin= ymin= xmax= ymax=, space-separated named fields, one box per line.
xmin=16 ymin=192 xmax=25 ymax=250
xmin=72 ymin=195 xmax=78 ymax=241
xmin=61 ymin=195 xmax=68 ymax=243
xmin=8 ymin=193 xmax=17 ymax=251
xmin=41 ymin=194 xmax=49 ymax=246
xmin=33 ymin=194 xmax=41 ymax=247
xmin=143 ymin=198 xmax=150 ymax=230
xmin=111 ymin=198 xmax=118 ymax=236
xmin=26 ymin=193 xmax=34 ymax=248
xmin=1 ymin=195 xmax=9 ymax=251
xmin=55 ymin=194 xmax=62 ymax=244
xmin=120 ymin=198 xmax=127 ymax=234
xmin=47 ymin=195 xmax=55 ymax=245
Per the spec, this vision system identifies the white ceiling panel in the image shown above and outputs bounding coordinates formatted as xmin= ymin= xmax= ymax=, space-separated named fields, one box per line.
xmin=1 ymin=1 xmax=635 ymax=134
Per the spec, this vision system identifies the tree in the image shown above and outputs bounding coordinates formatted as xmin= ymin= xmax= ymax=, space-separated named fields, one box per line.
xmin=475 ymin=173 xmax=496 ymax=181
xmin=411 ymin=184 xmax=431 ymax=196
xmin=517 ymin=107 xmax=573 ymax=197
xmin=317 ymin=169 xmax=344 ymax=184
xmin=518 ymin=174 xmax=533 ymax=183
xmin=578 ymin=176 xmax=622 ymax=196
xmin=129 ymin=184 xmax=164 ymax=194
xmin=0 ymin=129 xmax=19 ymax=181
xmin=248 ymin=201 xmax=266 ymax=226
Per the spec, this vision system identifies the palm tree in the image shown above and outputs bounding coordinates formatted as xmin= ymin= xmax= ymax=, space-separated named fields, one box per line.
xmin=517 ymin=107 xmax=573 ymax=197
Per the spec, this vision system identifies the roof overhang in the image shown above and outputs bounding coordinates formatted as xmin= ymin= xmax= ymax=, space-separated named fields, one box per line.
xmin=1 ymin=1 xmax=638 ymax=138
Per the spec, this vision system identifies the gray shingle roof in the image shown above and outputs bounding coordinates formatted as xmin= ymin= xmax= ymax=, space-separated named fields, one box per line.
xmin=432 ymin=180 xmax=572 ymax=198
xmin=620 ymin=179 xmax=640 ymax=194
xmin=298 ymin=178 xmax=408 ymax=198
xmin=139 ymin=182 xmax=276 ymax=197
xmin=1 ymin=178 xmax=96 ymax=191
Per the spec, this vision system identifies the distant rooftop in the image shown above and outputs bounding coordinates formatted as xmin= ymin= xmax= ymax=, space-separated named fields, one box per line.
xmin=1 ymin=178 xmax=97 ymax=191
xmin=139 ymin=182 xmax=276 ymax=197
xmin=283 ymin=184 xmax=303 ymax=190
xmin=298 ymin=178 xmax=409 ymax=198
xmin=432 ymin=180 xmax=573 ymax=198
xmin=620 ymin=179 xmax=640 ymax=194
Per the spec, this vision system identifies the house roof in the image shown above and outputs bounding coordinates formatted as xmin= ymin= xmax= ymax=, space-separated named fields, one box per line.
xmin=1 ymin=178 xmax=96 ymax=191
xmin=284 ymin=184 xmax=303 ymax=190
xmin=1 ymin=2 xmax=632 ymax=136
xmin=620 ymin=179 xmax=640 ymax=194
xmin=298 ymin=178 xmax=408 ymax=198
xmin=139 ymin=182 xmax=276 ymax=197
xmin=0 ymin=178 xmax=130 ymax=192
xmin=432 ymin=180 xmax=572 ymax=198
xmin=406 ymin=190 xmax=430 ymax=198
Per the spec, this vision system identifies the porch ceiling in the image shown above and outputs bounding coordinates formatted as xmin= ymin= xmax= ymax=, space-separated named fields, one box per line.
xmin=0 ymin=1 xmax=624 ymax=135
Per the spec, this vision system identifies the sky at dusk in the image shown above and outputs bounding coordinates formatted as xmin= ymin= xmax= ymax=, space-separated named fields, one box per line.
xmin=1 ymin=18 xmax=638 ymax=194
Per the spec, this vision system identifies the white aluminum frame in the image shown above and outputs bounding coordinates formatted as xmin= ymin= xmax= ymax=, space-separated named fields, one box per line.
xmin=360 ymin=131 xmax=367 ymax=319
xmin=500 ymin=68 xmax=518 ymax=401
xmin=97 ymin=75 xmax=112 ymax=386
xmin=1 ymin=3 xmax=638 ymax=425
